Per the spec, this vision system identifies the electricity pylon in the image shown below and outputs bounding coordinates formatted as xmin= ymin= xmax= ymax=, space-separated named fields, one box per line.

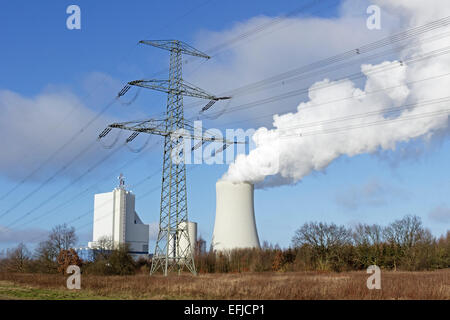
xmin=100 ymin=40 xmax=240 ymax=276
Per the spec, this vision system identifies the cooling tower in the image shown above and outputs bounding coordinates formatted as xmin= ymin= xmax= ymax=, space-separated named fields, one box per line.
xmin=167 ymin=221 xmax=197 ymax=259
xmin=179 ymin=221 xmax=197 ymax=257
xmin=211 ymin=180 xmax=260 ymax=251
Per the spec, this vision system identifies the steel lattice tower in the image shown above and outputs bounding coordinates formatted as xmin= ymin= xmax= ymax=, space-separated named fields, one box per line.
xmin=100 ymin=40 xmax=237 ymax=276
xmin=153 ymin=41 xmax=195 ymax=276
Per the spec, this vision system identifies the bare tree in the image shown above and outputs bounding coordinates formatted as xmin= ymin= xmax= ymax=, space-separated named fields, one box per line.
xmin=353 ymin=224 xmax=384 ymax=246
xmin=292 ymin=222 xmax=352 ymax=271
xmin=92 ymin=236 xmax=114 ymax=261
xmin=384 ymin=215 xmax=428 ymax=248
xmin=48 ymin=223 xmax=78 ymax=253
xmin=383 ymin=215 xmax=434 ymax=270
xmin=292 ymin=222 xmax=352 ymax=249
xmin=33 ymin=224 xmax=78 ymax=273
xmin=352 ymin=223 xmax=384 ymax=268
xmin=6 ymin=243 xmax=30 ymax=272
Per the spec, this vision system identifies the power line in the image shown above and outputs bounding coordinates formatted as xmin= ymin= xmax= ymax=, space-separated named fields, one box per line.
xmin=0 ymin=98 xmax=119 ymax=201
xmin=4 ymin=144 xmax=126 ymax=228
xmin=67 ymin=166 xmax=200 ymax=235
xmin=2 ymin=149 xmax=162 ymax=242
xmin=144 ymin=0 xmax=335 ymax=82
xmin=216 ymin=15 xmax=450 ymax=97
xmin=179 ymin=15 xmax=450 ymax=113
xmin=4 ymin=7 xmax=448 ymax=208
xmin=26 ymin=166 xmax=200 ymax=245
xmin=5 ymin=16 xmax=448 ymax=224
xmin=268 ymin=96 xmax=450 ymax=133
xmin=67 ymin=184 xmax=162 ymax=239
xmin=5 ymin=6 xmax=450 ymax=248
xmin=206 ymin=0 xmax=333 ymax=56
xmin=217 ymin=71 xmax=450 ymax=128
xmin=0 ymin=1 xmax=215 ymax=202
xmin=0 ymin=139 xmax=100 ymax=220
xmin=199 ymin=45 xmax=450 ymax=118
xmin=14 ymin=140 xmax=162 ymax=230
xmin=221 ymin=31 xmax=450 ymax=100
xmin=278 ymin=109 xmax=450 ymax=140
xmin=20 ymin=106 xmax=450 ymax=246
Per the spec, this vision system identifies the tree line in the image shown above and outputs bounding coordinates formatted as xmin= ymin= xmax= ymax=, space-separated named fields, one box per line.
xmin=0 ymin=215 xmax=448 ymax=274
xmin=0 ymin=224 xmax=137 ymax=275
xmin=196 ymin=215 xmax=449 ymax=273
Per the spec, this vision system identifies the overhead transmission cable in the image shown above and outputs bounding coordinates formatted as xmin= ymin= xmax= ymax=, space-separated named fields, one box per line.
xmin=0 ymin=0 xmax=215 ymax=202
xmin=4 ymin=144 xmax=126 ymax=228
xmin=219 ymin=70 xmax=450 ymax=127
xmin=7 ymin=136 xmax=157 ymax=229
xmin=10 ymin=6 xmax=450 ymax=239
xmin=12 ymin=140 xmax=162 ymax=230
xmin=266 ymin=96 xmax=450 ymax=133
xmin=215 ymin=30 xmax=450 ymax=101
xmin=23 ymin=105 xmax=450 ymax=245
xmin=0 ymin=139 xmax=99 ymax=220
xmin=195 ymin=32 xmax=450 ymax=121
xmin=0 ymin=98 xmax=119 ymax=202
xmin=67 ymin=166 xmax=200 ymax=234
xmin=199 ymin=45 xmax=450 ymax=118
xmin=145 ymin=0 xmax=336 ymax=79
xmin=178 ymin=15 xmax=450 ymax=113
xmin=277 ymin=109 xmax=450 ymax=140
xmin=26 ymin=166 xmax=200 ymax=244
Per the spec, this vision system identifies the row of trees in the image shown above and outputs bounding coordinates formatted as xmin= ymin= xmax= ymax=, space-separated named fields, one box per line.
xmin=0 ymin=224 xmax=80 ymax=274
xmin=196 ymin=215 xmax=449 ymax=272
xmin=0 ymin=215 xmax=448 ymax=274
xmin=0 ymin=224 xmax=139 ymax=275
xmin=291 ymin=215 xmax=449 ymax=271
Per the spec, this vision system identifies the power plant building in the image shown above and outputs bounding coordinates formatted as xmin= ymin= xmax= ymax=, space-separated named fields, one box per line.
xmin=88 ymin=175 xmax=149 ymax=258
xmin=211 ymin=180 xmax=260 ymax=251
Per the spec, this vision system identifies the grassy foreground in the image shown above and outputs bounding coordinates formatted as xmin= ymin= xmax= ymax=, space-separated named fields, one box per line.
xmin=0 ymin=269 xmax=448 ymax=300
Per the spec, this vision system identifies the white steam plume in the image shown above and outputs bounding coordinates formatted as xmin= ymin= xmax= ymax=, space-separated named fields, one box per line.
xmin=222 ymin=0 xmax=450 ymax=188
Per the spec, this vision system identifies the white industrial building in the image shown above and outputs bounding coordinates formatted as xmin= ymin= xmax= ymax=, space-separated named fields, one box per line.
xmin=88 ymin=175 xmax=149 ymax=258
xmin=211 ymin=180 xmax=260 ymax=251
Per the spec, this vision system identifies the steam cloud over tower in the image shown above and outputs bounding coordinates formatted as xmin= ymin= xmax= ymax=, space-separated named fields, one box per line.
xmin=212 ymin=180 xmax=260 ymax=251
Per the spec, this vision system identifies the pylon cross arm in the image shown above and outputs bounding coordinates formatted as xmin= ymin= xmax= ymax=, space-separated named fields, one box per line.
xmin=138 ymin=40 xmax=210 ymax=59
xmin=128 ymin=79 xmax=230 ymax=101
xmin=107 ymin=120 xmax=245 ymax=145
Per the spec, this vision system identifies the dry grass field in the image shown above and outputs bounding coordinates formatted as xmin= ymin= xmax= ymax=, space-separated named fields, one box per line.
xmin=0 ymin=269 xmax=448 ymax=300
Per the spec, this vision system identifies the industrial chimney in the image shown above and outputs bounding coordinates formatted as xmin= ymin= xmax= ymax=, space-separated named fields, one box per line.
xmin=211 ymin=180 xmax=260 ymax=251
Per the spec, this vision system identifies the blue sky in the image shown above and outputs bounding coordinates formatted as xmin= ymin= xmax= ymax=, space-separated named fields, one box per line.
xmin=0 ymin=0 xmax=449 ymax=253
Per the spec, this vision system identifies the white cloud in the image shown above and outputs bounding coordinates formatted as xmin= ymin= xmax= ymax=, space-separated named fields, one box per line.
xmin=187 ymin=1 xmax=394 ymax=127
xmin=0 ymin=83 xmax=119 ymax=182
xmin=191 ymin=0 xmax=450 ymax=187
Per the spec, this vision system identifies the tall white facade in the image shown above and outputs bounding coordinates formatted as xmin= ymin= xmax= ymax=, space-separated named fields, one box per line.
xmin=211 ymin=180 xmax=260 ymax=251
xmin=88 ymin=180 xmax=149 ymax=256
